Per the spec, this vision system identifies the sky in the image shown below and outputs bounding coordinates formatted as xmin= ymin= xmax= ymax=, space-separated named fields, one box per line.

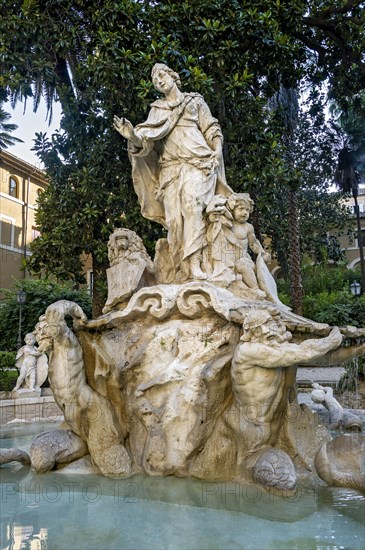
xmin=4 ymin=99 xmax=62 ymax=168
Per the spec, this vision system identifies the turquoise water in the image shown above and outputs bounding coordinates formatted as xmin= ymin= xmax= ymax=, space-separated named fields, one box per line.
xmin=1 ymin=423 xmax=364 ymax=550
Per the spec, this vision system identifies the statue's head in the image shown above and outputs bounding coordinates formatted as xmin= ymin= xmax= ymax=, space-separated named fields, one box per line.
xmin=114 ymin=228 xmax=131 ymax=250
xmin=34 ymin=315 xmax=54 ymax=353
xmin=241 ymin=309 xmax=291 ymax=343
xmin=227 ymin=193 xmax=254 ymax=214
xmin=108 ymin=228 xmax=149 ymax=266
xmin=242 ymin=310 xmax=273 ymax=335
xmin=311 ymin=389 xmax=326 ymax=404
xmin=206 ymin=194 xmax=228 ymax=213
xmin=24 ymin=332 xmax=36 ymax=346
xmin=151 ymin=63 xmax=181 ymax=90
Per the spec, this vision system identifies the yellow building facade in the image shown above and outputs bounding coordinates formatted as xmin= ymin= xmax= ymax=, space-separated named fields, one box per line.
xmin=0 ymin=150 xmax=47 ymax=292
xmin=338 ymin=185 xmax=365 ymax=272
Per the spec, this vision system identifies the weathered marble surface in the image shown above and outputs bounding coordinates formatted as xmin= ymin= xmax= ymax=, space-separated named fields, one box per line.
xmin=55 ymin=455 xmax=97 ymax=475
xmin=104 ymin=228 xmax=155 ymax=312
xmin=34 ymin=301 xmax=132 ymax=478
xmin=203 ymin=193 xmax=289 ymax=308
xmin=114 ymin=63 xmax=233 ymax=282
xmin=0 ymin=447 xmax=30 ymax=466
xmin=314 ymin=434 xmax=365 ymax=492
xmin=30 ymin=428 xmax=88 ymax=473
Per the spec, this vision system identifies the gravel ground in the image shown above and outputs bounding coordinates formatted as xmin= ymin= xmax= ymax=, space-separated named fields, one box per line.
xmin=296 ymin=366 xmax=346 ymax=384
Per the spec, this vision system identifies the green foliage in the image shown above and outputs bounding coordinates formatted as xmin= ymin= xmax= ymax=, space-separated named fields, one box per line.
xmin=0 ymin=104 xmax=23 ymax=148
xmin=0 ymin=278 xmax=92 ymax=351
xmin=1 ymin=0 xmax=364 ymax=310
xmin=332 ymin=93 xmax=365 ymax=293
xmin=277 ymin=263 xmax=365 ymax=327
xmin=0 ymin=370 xmax=18 ymax=392
xmin=278 ymin=262 xmax=353 ymax=296
xmin=302 ymin=291 xmax=364 ymax=326
xmin=0 ymin=352 xmax=16 ymax=370
xmin=0 ymin=352 xmax=17 ymax=392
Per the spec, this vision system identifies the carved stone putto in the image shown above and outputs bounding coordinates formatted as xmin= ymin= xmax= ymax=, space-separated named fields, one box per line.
xmin=12 ymin=332 xmax=48 ymax=396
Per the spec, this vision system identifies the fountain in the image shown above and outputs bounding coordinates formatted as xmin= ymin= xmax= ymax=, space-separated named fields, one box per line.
xmin=1 ymin=62 xmax=365 ymax=549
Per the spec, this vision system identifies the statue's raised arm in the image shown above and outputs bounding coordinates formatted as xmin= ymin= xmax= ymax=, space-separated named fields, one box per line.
xmin=113 ymin=116 xmax=143 ymax=147
xmin=114 ymin=63 xmax=233 ymax=282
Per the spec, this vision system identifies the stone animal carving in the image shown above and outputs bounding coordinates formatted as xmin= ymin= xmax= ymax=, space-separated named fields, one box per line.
xmin=0 ymin=448 xmax=30 ymax=466
xmin=314 ymin=434 xmax=365 ymax=492
xmin=104 ymin=227 xmax=155 ymax=312
xmin=107 ymin=227 xmax=154 ymax=269
xmin=30 ymin=429 xmax=88 ymax=473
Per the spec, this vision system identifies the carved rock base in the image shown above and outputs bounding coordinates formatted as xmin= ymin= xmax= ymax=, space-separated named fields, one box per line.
xmin=30 ymin=429 xmax=88 ymax=473
xmin=27 ymin=284 xmax=365 ymax=491
xmin=314 ymin=434 xmax=365 ymax=492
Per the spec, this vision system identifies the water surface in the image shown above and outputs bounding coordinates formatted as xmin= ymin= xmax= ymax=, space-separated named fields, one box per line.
xmin=1 ymin=423 xmax=364 ymax=550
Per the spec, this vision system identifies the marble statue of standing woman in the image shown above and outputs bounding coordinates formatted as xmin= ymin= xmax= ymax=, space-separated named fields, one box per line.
xmin=114 ymin=63 xmax=233 ymax=281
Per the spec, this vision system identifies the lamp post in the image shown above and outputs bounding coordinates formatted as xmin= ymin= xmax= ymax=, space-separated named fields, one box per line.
xmin=350 ymin=281 xmax=362 ymax=297
xmin=16 ymin=289 xmax=27 ymax=350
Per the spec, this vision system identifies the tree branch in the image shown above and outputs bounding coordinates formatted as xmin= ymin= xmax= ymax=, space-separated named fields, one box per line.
xmin=314 ymin=0 xmax=363 ymax=19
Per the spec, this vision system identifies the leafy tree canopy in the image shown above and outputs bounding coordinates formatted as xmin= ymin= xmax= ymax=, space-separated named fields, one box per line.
xmin=0 ymin=0 xmax=363 ymax=314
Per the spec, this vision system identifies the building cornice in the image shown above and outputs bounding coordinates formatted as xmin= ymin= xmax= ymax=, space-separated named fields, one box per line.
xmin=0 ymin=150 xmax=47 ymax=186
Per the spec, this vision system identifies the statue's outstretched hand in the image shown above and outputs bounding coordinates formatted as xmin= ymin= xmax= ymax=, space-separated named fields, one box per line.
xmin=73 ymin=313 xmax=88 ymax=331
xmin=113 ymin=116 xmax=134 ymax=139
xmin=113 ymin=116 xmax=143 ymax=147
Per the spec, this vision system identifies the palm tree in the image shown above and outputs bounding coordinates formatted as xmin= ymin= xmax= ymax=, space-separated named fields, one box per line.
xmin=269 ymin=85 xmax=303 ymax=314
xmin=333 ymin=106 xmax=365 ymax=293
xmin=0 ymin=105 xmax=23 ymax=149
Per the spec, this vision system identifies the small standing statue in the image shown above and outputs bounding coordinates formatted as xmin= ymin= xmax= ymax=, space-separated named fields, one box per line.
xmin=13 ymin=333 xmax=48 ymax=393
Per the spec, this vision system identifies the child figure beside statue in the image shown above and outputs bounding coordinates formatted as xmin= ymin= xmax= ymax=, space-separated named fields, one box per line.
xmin=12 ymin=332 xmax=48 ymax=396
xmin=205 ymin=192 xmax=289 ymax=308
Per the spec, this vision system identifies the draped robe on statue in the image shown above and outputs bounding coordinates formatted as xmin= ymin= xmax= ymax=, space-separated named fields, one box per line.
xmin=128 ymin=92 xmax=233 ymax=269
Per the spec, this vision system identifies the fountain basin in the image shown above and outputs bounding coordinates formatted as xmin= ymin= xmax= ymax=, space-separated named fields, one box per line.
xmin=1 ymin=422 xmax=364 ymax=550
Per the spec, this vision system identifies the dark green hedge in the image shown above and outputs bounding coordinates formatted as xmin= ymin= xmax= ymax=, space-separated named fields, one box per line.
xmin=0 ymin=370 xmax=18 ymax=392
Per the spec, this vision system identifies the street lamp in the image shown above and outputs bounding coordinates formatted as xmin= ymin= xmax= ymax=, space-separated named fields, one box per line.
xmin=350 ymin=281 xmax=362 ymax=297
xmin=16 ymin=289 xmax=27 ymax=350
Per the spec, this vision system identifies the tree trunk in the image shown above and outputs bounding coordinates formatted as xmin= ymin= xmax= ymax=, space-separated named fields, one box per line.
xmin=353 ymin=193 xmax=365 ymax=293
xmin=276 ymin=248 xmax=290 ymax=279
xmin=288 ymin=187 xmax=303 ymax=315
xmin=91 ymin=254 xmax=108 ymax=318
